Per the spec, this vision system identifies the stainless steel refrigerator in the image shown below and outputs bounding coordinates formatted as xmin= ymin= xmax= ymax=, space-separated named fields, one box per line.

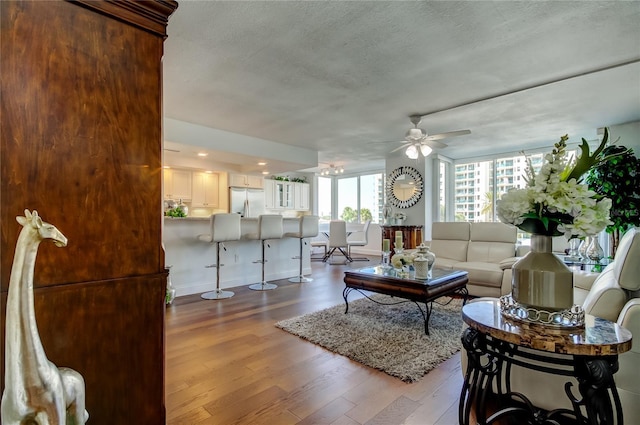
xmin=229 ymin=187 xmax=266 ymax=218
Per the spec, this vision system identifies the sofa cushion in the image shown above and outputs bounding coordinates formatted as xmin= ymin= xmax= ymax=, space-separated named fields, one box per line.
xmin=467 ymin=241 xmax=517 ymax=263
xmin=433 ymin=257 xmax=458 ymax=269
xmin=454 ymin=261 xmax=504 ymax=288
xmin=430 ymin=240 xmax=469 ymax=262
xmin=467 ymin=222 xmax=517 ymax=263
xmin=469 ymin=222 xmax=517 ymax=243
xmin=430 ymin=222 xmax=471 ymax=263
xmin=432 ymin=221 xmax=470 ymax=240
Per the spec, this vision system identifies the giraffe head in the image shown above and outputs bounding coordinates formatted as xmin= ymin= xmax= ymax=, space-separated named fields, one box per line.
xmin=16 ymin=209 xmax=68 ymax=247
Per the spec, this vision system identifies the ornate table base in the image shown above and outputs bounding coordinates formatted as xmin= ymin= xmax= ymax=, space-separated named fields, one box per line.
xmin=459 ymin=328 xmax=624 ymax=425
xmin=343 ymin=267 xmax=468 ymax=335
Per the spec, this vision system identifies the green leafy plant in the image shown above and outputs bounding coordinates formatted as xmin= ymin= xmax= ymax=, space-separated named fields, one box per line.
xmin=586 ymin=144 xmax=639 ymax=254
xmin=165 ymin=207 xmax=187 ymax=218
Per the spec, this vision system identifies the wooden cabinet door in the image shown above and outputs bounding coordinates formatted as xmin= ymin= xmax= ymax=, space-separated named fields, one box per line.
xmin=230 ymin=173 xmax=263 ymax=188
xmin=0 ymin=2 xmax=178 ymax=423
xmin=192 ymin=172 xmax=219 ymax=207
xmin=172 ymin=169 xmax=192 ymax=200
xmin=294 ymin=183 xmax=310 ymax=210
xmin=247 ymin=175 xmax=264 ymax=189
xmin=264 ymin=179 xmax=276 ymax=209
xmin=163 ymin=169 xmax=174 ymax=199
xmin=164 ymin=169 xmax=192 ymax=200
xmin=229 ymin=173 xmax=247 ymax=187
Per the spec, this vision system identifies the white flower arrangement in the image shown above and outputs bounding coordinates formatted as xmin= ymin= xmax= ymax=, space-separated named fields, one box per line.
xmin=497 ymin=130 xmax=619 ymax=239
xmin=391 ymin=253 xmax=413 ymax=269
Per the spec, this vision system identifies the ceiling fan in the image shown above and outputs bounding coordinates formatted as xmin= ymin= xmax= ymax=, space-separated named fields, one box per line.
xmin=390 ymin=115 xmax=471 ymax=158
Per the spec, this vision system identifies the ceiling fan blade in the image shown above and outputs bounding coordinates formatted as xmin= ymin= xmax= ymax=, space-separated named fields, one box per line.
xmin=425 ymin=129 xmax=471 ymax=141
xmin=423 ymin=139 xmax=447 ymax=149
xmin=390 ymin=143 xmax=410 ymax=153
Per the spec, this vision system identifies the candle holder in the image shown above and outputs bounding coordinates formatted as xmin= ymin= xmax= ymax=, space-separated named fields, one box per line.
xmin=381 ymin=250 xmax=391 ymax=269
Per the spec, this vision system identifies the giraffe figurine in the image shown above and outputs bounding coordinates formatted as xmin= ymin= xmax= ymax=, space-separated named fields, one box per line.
xmin=1 ymin=210 xmax=88 ymax=425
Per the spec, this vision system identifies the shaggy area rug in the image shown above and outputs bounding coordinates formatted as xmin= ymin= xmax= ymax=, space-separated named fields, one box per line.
xmin=275 ymin=295 xmax=463 ymax=382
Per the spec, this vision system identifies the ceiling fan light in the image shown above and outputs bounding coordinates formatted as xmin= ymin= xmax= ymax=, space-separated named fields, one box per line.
xmin=405 ymin=144 xmax=419 ymax=159
xmin=420 ymin=144 xmax=433 ymax=157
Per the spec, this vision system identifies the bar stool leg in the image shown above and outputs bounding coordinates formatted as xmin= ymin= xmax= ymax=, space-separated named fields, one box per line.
xmin=201 ymin=242 xmax=235 ymax=300
xmin=289 ymin=237 xmax=312 ymax=283
xmin=249 ymin=240 xmax=278 ymax=291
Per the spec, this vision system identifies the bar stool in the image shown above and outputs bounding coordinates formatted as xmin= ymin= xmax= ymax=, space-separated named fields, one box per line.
xmin=197 ymin=213 xmax=241 ymax=300
xmin=284 ymin=215 xmax=319 ymax=283
xmin=247 ymin=214 xmax=283 ymax=291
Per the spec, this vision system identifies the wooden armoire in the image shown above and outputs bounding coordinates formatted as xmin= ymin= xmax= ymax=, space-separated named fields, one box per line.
xmin=1 ymin=1 xmax=178 ymax=423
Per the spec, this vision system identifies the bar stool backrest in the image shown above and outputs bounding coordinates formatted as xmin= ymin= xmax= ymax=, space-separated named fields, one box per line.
xmin=211 ymin=213 xmax=241 ymax=243
xmin=258 ymin=214 xmax=284 ymax=240
xmin=300 ymin=215 xmax=320 ymax=239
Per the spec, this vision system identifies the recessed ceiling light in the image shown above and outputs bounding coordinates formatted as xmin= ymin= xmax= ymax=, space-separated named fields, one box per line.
xmin=162 ymin=165 xmax=171 ymax=169
xmin=205 ymin=170 xmax=213 ymax=174
xmin=258 ymin=162 xmax=267 ymax=166
xmin=262 ymin=171 xmax=269 ymax=175
xmin=197 ymin=152 xmax=208 ymax=157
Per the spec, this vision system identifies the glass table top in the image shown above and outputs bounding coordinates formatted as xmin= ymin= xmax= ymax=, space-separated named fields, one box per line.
xmin=345 ymin=265 xmax=467 ymax=284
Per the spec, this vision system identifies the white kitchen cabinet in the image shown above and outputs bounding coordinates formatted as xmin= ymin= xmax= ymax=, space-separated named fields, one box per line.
xmin=191 ymin=172 xmax=219 ymax=208
xmin=264 ymin=180 xmax=309 ymax=210
xmin=275 ymin=181 xmax=294 ymax=209
xmin=163 ymin=169 xmax=192 ymax=200
xmin=264 ymin=179 xmax=276 ymax=209
xmin=229 ymin=173 xmax=263 ymax=189
xmin=294 ymin=182 xmax=310 ymax=211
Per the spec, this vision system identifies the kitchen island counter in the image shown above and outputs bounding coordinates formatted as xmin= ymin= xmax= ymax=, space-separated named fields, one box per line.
xmin=163 ymin=216 xmax=309 ymax=297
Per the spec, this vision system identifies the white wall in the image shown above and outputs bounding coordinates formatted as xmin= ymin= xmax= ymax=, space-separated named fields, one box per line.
xmin=608 ymin=120 xmax=639 ymax=153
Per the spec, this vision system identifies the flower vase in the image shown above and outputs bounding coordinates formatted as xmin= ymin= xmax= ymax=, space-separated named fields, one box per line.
xmin=512 ymin=234 xmax=573 ymax=311
xmin=382 ymin=203 xmax=393 ymax=225
xmin=578 ymin=236 xmax=591 ymax=263
xmin=566 ymin=238 xmax=581 ymax=262
xmin=586 ymin=235 xmax=605 ymax=263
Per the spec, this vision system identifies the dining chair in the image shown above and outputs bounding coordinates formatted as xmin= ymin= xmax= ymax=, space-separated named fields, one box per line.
xmin=347 ymin=220 xmax=371 ymax=261
xmin=323 ymin=220 xmax=352 ymax=263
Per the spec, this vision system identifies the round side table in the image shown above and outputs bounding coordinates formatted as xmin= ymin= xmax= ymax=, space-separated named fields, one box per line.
xmin=459 ymin=299 xmax=632 ymax=425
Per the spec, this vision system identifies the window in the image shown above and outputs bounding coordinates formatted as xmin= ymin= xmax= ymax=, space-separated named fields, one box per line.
xmin=452 ymin=151 xmax=567 ymax=244
xmin=359 ymin=174 xmax=383 ymax=223
xmin=335 ymin=173 xmax=385 ymax=223
xmin=454 ymin=160 xmax=493 ymax=222
xmin=439 ymin=161 xmax=447 ymax=220
xmin=317 ymin=176 xmax=332 ymax=223
xmin=337 ymin=177 xmax=358 ymax=222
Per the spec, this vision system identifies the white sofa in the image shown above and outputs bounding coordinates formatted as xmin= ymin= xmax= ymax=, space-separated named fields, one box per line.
xmin=462 ymin=227 xmax=640 ymax=423
xmin=426 ymin=222 xmax=519 ymax=297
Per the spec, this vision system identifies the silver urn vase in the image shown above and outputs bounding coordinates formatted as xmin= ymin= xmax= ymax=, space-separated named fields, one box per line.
xmin=512 ymin=234 xmax=573 ymax=311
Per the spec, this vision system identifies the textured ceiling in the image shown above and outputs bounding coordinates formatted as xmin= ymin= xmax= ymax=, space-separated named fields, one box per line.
xmin=163 ymin=1 xmax=640 ymax=174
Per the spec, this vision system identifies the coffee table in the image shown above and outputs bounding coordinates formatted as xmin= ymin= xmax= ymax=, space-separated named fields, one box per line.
xmin=343 ymin=266 xmax=468 ymax=335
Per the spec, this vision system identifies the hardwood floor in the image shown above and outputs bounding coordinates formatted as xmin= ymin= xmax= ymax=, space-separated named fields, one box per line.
xmin=165 ymin=254 xmax=465 ymax=425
